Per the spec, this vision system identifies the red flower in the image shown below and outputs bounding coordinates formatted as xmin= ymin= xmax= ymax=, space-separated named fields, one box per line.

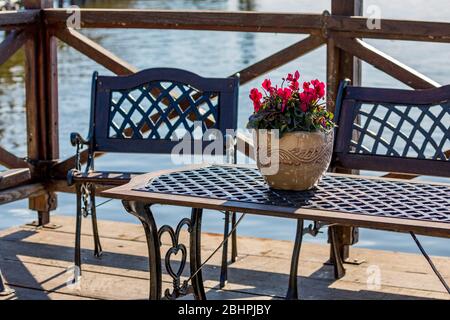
xmin=290 ymin=80 xmax=299 ymax=91
xmin=262 ymin=79 xmax=272 ymax=92
xmin=249 ymin=88 xmax=263 ymax=112
xmin=277 ymin=87 xmax=293 ymax=112
xmin=311 ymin=79 xmax=325 ymax=99
xmin=299 ymin=87 xmax=317 ymax=112
xmin=287 ymin=70 xmax=300 ymax=82
xmin=277 ymin=87 xmax=292 ymax=101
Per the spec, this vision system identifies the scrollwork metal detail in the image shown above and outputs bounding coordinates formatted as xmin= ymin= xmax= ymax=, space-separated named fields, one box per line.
xmin=157 ymin=218 xmax=194 ymax=300
xmin=80 ymin=182 xmax=93 ymax=218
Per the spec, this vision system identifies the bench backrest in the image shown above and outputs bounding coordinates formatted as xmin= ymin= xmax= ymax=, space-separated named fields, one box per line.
xmin=89 ymin=68 xmax=239 ymax=154
xmin=334 ymin=81 xmax=450 ymax=177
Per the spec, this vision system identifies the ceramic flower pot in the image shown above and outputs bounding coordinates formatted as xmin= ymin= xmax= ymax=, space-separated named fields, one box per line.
xmin=254 ymin=130 xmax=334 ymax=191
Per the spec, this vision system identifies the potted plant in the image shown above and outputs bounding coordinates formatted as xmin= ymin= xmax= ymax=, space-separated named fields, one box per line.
xmin=247 ymin=70 xmax=335 ymax=191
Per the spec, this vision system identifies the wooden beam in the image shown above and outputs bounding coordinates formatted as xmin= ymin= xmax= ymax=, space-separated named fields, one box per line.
xmin=236 ymin=132 xmax=255 ymax=160
xmin=0 ymin=30 xmax=28 ymax=67
xmin=43 ymin=8 xmax=450 ymax=42
xmin=327 ymin=0 xmax=362 ymax=264
xmin=0 ymin=169 xmax=31 ymax=191
xmin=237 ymin=35 xmax=325 ymax=84
xmin=24 ymin=0 xmax=58 ymax=225
xmin=327 ymin=16 xmax=450 ymax=43
xmin=44 ymin=9 xmax=322 ymax=34
xmin=0 ymin=10 xmax=39 ymax=30
xmin=0 ymin=146 xmax=29 ymax=169
xmin=52 ymin=27 xmax=138 ymax=75
xmin=0 ymin=183 xmax=46 ymax=205
xmin=327 ymin=1 xmax=362 ymax=114
xmin=333 ymin=35 xmax=440 ymax=89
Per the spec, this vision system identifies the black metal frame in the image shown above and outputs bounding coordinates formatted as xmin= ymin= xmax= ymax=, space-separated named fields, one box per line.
xmin=68 ymin=68 xmax=240 ymax=287
xmin=122 ymin=201 xmax=206 ymax=300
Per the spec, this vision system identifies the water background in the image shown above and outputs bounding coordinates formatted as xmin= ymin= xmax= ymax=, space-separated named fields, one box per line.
xmin=1 ymin=0 xmax=449 ymax=256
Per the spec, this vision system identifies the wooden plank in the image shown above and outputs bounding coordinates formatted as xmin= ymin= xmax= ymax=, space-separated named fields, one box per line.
xmin=53 ymin=27 xmax=137 ymax=75
xmin=0 ymin=183 xmax=46 ymax=204
xmin=326 ymin=37 xmax=340 ymax=112
xmin=236 ymin=132 xmax=255 ymax=160
xmin=0 ymin=146 xmax=29 ymax=169
xmin=2 ymin=216 xmax=450 ymax=300
xmin=237 ymin=35 xmax=325 ymax=84
xmin=1 ymin=286 xmax=95 ymax=300
xmin=44 ymin=9 xmax=322 ymax=34
xmin=333 ymin=36 xmax=440 ymax=89
xmin=327 ymin=16 xmax=450 ymax=43
xmin=42 ymin=8 xmax=450 ymax=43
xmin=0 ymin=11 xmax=39 ymax=30
xmin=43 ymin=8 xmax=450 ymax=42
xmin=22 ymin=216 xmax=450 ymax=279
xmin=0 ymin=30 xmax=28 ymax=67
xmin=0 ymin=169 xmax=31 ymax=191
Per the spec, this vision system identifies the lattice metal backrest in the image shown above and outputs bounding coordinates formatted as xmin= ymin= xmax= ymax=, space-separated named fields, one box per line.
xmin=334 ymin=82 xmax=450 ymax=177
xmin=91 ymin=68 xmax=239 ymax=154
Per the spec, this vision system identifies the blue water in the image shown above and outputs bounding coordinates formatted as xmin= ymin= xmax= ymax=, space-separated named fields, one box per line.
xmin=0 ymin=0 xmax=449 ymax=256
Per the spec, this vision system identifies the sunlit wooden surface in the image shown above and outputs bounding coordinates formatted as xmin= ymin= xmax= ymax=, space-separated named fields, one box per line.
xmin=0 ymin=216 xmax=449 ymax=300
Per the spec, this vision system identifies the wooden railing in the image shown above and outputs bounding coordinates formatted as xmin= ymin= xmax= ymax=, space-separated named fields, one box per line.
xmin=0 ymin=0 xmax=449 ymax=225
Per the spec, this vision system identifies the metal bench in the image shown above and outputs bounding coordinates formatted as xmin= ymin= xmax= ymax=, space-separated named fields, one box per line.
xmin=330 ymin=79 xmax=450 ymax=289
xmin=67 ymin=68 xmax=242 ymax=286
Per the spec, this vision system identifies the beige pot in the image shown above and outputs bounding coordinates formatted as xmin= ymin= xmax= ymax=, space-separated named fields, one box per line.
xmin=254 ymin=130 xmax=334 ymax=191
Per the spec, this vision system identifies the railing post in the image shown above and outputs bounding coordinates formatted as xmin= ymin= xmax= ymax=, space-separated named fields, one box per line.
xmin=327 ymin=0 xmax=363 ymax=263
xmin=24 ymin=0 xmax=59 ymax=226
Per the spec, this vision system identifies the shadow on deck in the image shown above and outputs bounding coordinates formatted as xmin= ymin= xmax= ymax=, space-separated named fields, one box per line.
xmin=0 ymin=216 xmax=449 ymax=300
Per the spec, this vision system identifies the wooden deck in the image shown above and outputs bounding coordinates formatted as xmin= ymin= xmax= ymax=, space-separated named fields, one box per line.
xmin=0 ymin=215 xmax=449 ymax=300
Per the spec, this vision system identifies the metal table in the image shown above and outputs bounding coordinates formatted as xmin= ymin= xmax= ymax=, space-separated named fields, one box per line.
xmin=102 ymin=164 xmax=450 ymax=300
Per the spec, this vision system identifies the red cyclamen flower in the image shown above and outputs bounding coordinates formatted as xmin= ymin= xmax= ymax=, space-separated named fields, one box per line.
xmin=262 ymin=79 xmax=272 ymax=92
xmin=311 ymin=79 xmax=325 ymax=99
xmin=277 ymin=87 xmax=293 ymax=112
xmin=286 ymin=70 xmax=300 ymax=82
xmin=249 ymin=88 xmax=263 ymax=112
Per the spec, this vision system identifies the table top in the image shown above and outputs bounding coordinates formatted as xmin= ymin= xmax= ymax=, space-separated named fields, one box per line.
xmin=102 ymin=164 xmax=450 ymax=238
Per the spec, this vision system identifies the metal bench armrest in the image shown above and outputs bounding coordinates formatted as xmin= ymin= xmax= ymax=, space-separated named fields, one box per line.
xmin=68 ymin=132 xmax=94 ymax=186
xmin=70 ymin=132 xmax=90 ymax=147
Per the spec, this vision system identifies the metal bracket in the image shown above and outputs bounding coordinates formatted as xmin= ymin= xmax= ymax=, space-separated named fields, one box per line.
xmin=324 ymin=257 xmax=365 ymax=266
xmin=25 ymin=221 xmax=61 ymax=229
xmin=304 ymin=222 xmax=365 ymax=265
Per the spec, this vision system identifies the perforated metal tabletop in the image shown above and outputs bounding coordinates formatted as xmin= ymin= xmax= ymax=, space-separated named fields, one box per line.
xmin=135 ymin=165 xmax=450 ymax=224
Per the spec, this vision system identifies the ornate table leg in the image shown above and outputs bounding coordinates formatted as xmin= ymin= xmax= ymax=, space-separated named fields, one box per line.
xmin=0 ymin=268 xmax=15 ymax=296
xmin=123 ymin=201 xmax=206 ymax=300
xmin=286 ymin=219 xmax=304 ymax=300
